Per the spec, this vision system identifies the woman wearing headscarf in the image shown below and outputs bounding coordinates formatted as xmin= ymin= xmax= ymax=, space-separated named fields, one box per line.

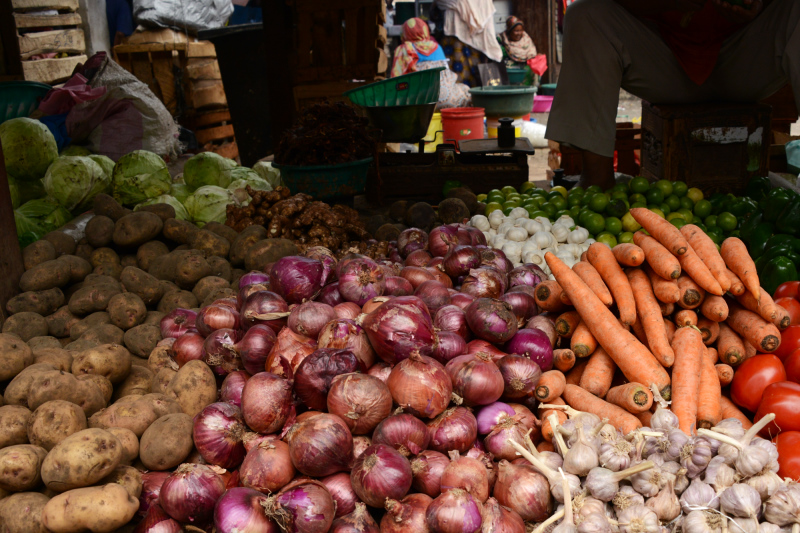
xmin=499 ymin=16 xmax=538 ymax=68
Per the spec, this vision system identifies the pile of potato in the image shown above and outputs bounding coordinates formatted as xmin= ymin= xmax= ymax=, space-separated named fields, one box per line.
xmin=0 ymin=194 xmax=300 ymax=533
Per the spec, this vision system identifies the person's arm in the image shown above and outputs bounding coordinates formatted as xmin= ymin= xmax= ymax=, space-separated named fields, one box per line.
xmin=612 ymin=0 xmax=705 ymax=17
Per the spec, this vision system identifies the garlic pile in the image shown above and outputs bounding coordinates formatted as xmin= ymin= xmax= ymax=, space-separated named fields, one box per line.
xmin=469 ymin=210 xmax=593 ymax=275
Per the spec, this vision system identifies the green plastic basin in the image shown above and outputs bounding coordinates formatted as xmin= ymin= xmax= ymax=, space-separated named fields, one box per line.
xmin=0 ymin=81 xmax=51 ymax=125
xmin=469 ymin=86 xmax=537 ymax=117
xmin=272 ymin=158 xmax=373 ymax=200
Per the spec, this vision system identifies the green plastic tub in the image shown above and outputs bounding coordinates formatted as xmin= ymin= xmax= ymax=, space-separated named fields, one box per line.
xmin=0 ymin=81 xmax=51 ymax=125
xmin=507 ymin=67 xmax=527 ymax=85
xmin=272 ymin=158 xmax=373 ymax=200
xmin=344 ymin=68 xmax=443 ymax=107
xmin=539 ymin=83 xmax=557 ymax=96
xmin=468 ymin=86 xmax=537 ymax=117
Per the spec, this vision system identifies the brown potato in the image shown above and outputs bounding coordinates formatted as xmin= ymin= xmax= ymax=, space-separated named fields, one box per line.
xmin=175 ymin=253 xmax=213 ymax=289
xmin=72 ymin=343 xmax=132 ymax=384
xmin=93 ymin=263 xmax=123 ymax=280
xmin=107 ymin=292 xmax=147 ymax=330
xmin=144 ymin=310 xmax=166 ymax=325
xmin=63 ymin=338 xmax=99 ymax=352
xmin=67 ymin=283 xmax=122 ymax=315
xmin=100 ymin=465 xmax=142 ymax=498
xmin=165 ymin=360 xmax=217 ymax=417
xmin=28 ymin=335 xmax=62 ymax=353
xmin=83 ymin=273 xmax=121 ymax=290
xmin=201 ymin=288 xmax=237 ymax=308
xmin=45 ymin=306 xmax=80 ymax=338
xmin=27 ymin=370 xmax=106 ymax=416
xmin=0 ymin=444 xmax=47 ymax=491
xmin=76 ymin=374 xmax=113 ymax=405
xmin=3 ymin=364 xmax=57 ymax=407
xmin=0 ymin=492 xmax=50 ymax=533
xmin=136 ymin=240 xmax=169 ymax=271
xmin=90 ymin=247 xmax=121 ymax=267
xmin=27 ymin=400 xmax=87 ymax=451
xmin=6 ymin=287 xmax=64 ymax=316
xmin=74 ymin=243 xmax=94 ymax=263
xmin=147 ymin=344 xmax=176 ymax=374
xmin=44 ymin=231 xmax=77 ymax=257
xmin=112 ymin=365 xmax=154 ymax=400
xmin=205 ymin=221 xmax=239 ymax=243
xmin=19 ymin=259 xmax=76 ymax=292
xmin=41 ymin=428 xmax=122 ymax=492
xmin=192 ymin=276 xmax=231 ymax=303
xmin=88 ymin=397 xmax=158 ymax=437
xmin=93 ymin=194 xmax=127 ymax=221
xmin=120 ymin=266 xmax=163 ymax=306
xmin=157 ymin=290 xmax=199 ymax=314
xmin=120 ymin=254 xmax=138 ymax=268
xmin=0 ymin=333 xmax=34 ymax=379
xmin=70 ymin=312 xmax=111 ymax=340
xmin=123 ymin=323 xmax=162 ymax=358
xmin=147 ymin=252 xmax=179 ymax=281
xmin=0 ymin=405 xmax=32 ymax=448
xmin=151 ymin=367 xmax=176 ymax=394
xmin=137 ymin=393 xmax=182 ymax=418
xmin=57 ymin=254 xmax=92 ymax=284
xmin=162 ymin=218 xmax=200 ymax=245
xmin=139 ymin=413 xmax=194 ymax=471
xmin=2 ymin=312 xmax=49 ymax=342
xmin=137 ymin=203 xmax=175 ymax=222
xmin=207 ymin=255 xmax=233 ymax=282
xmin=85 ymin=215 xmax=115 ymax=248
xmin=23 ymin=240 xmax=57 ymax=270
xmin=230 ymin=225 xmax=268 ymax=267
xmin=42 ymin=483 xmax=138 ymax=533
xmin=33 ymin=348 xmax=73 ymax=372
xmin=190 ymin=229 xmax=231 ymax=258
xmin=245 ymin=238 xmax=298 ymax=272
xmin=78 ymin=324 xmax=125 ymax=345
xmin=106 ymin=427 xmax=138 ymax=465
xmin=113 ymin=212 xmax=164 ymax=248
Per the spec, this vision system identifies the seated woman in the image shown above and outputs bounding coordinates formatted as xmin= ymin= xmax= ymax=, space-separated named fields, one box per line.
xmin=391 ymin=18 xmax=471 ymax=109
xmin=498 ymin=16 xmax=538 ymax=76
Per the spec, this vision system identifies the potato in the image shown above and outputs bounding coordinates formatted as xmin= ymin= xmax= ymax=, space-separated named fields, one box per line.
xmin=72 ymin=343 xmax=132 ymax=384
xmin=76 ymin=374 xmax=113 ymax=405
xmin=122 ymin=323 xmax=162 ymax=358
xmin=3 ymin=364 xmax=57 ymax=407
xmin=74 ymin=243 xmax=93 ymax=263
xmin=190 ymin=229 xmax=231 ymax=258
xmin=151 ymin=367 xmax=176 ymax=394
xmin=27 ymin=400 xmax=87 ymax=451
xmin=165 ymin=360 xmax=217 ymax=417
xmin=90 ymin=247 xmax=120 ymax=267
xmin=0 ymin=333 xmax=34 ymax=379
xmin=112 ymin=365 xmax=154 ymax=400
xmin=88 ymin=397 xmax=158 ymax=437
xmin=0 ymin=444 xmax=47 ymax=491
xmin=106 ymin=427 xmax=138 ymax=465
xmin=201 ymin=288 xmax=237 ymax=308
xmin=231 ymin=225 xmax=268 ymax=267
xmin=136 ymin=240 xmax=169 ymax=271
xmin=107 ymin=292 xmax=147 ymax=330
xmin=83 ymin=273 xmax=121 ymax=290
xmin=147 ymin=344 xmax=176 ymax=374
xmin=157 ymin=290 xmax=198 ymax=314
xmin=85 ymin=215 xmax=115 ymax=248
xmin=93 ymin=194 xmax=127 ymax=221
xmin=44 ymin=231 xmax=77 ymax=257
xmin=162 ymin=218 xmax=199 ymax=245
xmin=175 ymin=253 xmax=212 ymax=289
xmin=192 ymin=276 xmax=231 ymax=303
xmin=0 ymin=492 xmax=50 ymax=533
xmin=78 ymin=324 xmax=125 ymax=346
xmin=28 ymin=371 xmax=106 ymax=416
xmin=27 ymin=335 xmax=62 ymax=353
xmin=42 ymin=483 xmax=138 ymax=533
xmin=244 ymin=238 xmax=298 ymax=272
xmin=69 ymin=312 xmax=111 ymax=340
xmin=208 ymin=255 xmax=233 ymax=282
xmin=146 ymin=252 xmax=179 ymax=281
xmin=113 ymin=212 xmax=164 ymax=248
xmin=93 ymin=263 xmax=123 ymax=280
xmin=205 ymin=221 xmax=238 ymax=243
xmin=5 ymin=287 xmax=63 ymax=317
xmin=100 ymin=465 xmax=142 ymax=498
xmin=46 ymin=306 xmax=80 ymax=338
xmin=137 ymin=393 xmax=182 ymax=418
xmin=68 ymin=284 xmax=122 ymax=316
xmin=120 ymin=266 xmax=163 ymax=306
xmin=33 ymin=348 xmax=73 ymax=372
xmin=0 ymin=405 xmax=32 ymax=448
xmin=137 ymin=202 xmax=175 ymax=222
xmin=144 ymin=310 xmax=166 ymax=326
xmin=2 ymin=312 xmax=49 ymax=342
xmin=139 ymin=413 xmax=193 ymax=471
xmin=120 ymin=254 xmax=138 ymax=268
xmin=23 ymin=240 xmax=57 ymax=270
xmin=41 ymin=429 xmax=122 ymax=492
xmin=57 ymin=254 xmax=92 ymax=284
xmin=63 ymin=338 xmax=99 ymax=352
xmin=231 ymin=267 xmax=246 ymax=286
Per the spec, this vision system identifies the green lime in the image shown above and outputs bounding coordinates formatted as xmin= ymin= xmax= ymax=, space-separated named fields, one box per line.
xmin=549 ymin=195 xmax=568 ymax=211
xmin=585 ymin=213 xmax=606 ymax=235
xmin=645 ymin=187 xmax=664 ymax=205
xmin=606 ymin=198 xmax=630 ymax=218
xmin=622 ymin=212 xmax=641 ymax=232
xmin=672 ymin=181 xmax=688 ymax=197
xmin=604 ymin=217 xmax=622 ymax=236
xmin=611 ymin=190 xmax=629 ymax=202
xmin=476 ymin=193 xmax=488 ymax=202
xmin=501 ymin=185 xmax=517 ymax=196
xmin=694 ymin=222 xmax=707 ymax=233
xmin=630 ymin=201 xmax=647 ymax=210
xmin=520 ymin=182 xmax=537 ymax=194
xmin=694 ymin=199 xmax=712 ymax=219
xmin=704 ymin=215 xmax=718 ymax=228
xmin=555 ymin=209 xmax=572 ymax=219
xmin=671 ymin=218 xmax=687 ymax=229
xmin=569 ymin=205 xmax=581 ymax=218
xmin=717 ymin=212 xmax=738 ymax=231
xmin=507 ymin=194 xmax=521 ymax=202
xmin=664 ymin=194 xmax=681 ymax=211
xmin=654 ymin=179 xmax=674 ymax=198
xmin=650 ymin=208 xmax=666 ymax=219
xmin=528 ymin=210 xmax=548 ymax=220
xmin=586 ymin=185 xmax=604 ymax=195
xmin=728 ymin=230 xmax=741 ymax=239
xmin=659 ymin=203 xmax=672 ymax=215
xmin=488 ymin=194 xmax=505 ymax=205
xmin=588 ymin=193 xmax=610 ymax=213
xmin=547 ymin=191 xmax=564 ymax=201
xmin=629 ymin=193 xmax=646 ymax=205
xmin=540 ymin=202 xmax=557 ymax=218
xmin=579 ymin=210 xmax=594 ymax=227
xmin=568 ymin=194 xmax=583 ymax=208
xmin=677 ymin=209 xmax=694 ymax=223
xmin=503 ymin=206 xmax=515 ymax=216
xmin=667 ymin=212 xmax=685 ymax=223
xmin=525 ymin=206 xmax=539 ymax=218
xmin=619 ymin=231 xmax=634 ymax=244
xmin=596 ymin=232 xmax=618 ymax=247
xmin=485 ymin=202 xmax=503 ymax=215
xmin=679 ymin=196 xmax=695 ymax=210
xmin=503 ymin=200 xmax=521 ymax=210
xmin=523 ymin=198 xmax=539 ymax=208
xmin=530 ymin=196 xmax=546 ymax=207
xmin=630 ymin=176 xmax=650 ymax=194
xmin=687 ymin=187 xmax=704 ymax=204
xmin=569 ymin=186 xmax=585 ymax=197
xmin=551 ymin=186 xmax=568 ymax=199
xmin=707 ymin=226 xmax=724 ymax=244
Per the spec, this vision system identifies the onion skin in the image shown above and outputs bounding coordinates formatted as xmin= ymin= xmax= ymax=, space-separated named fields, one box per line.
xmin=330 ymin=502 xmax=380 ymax=533
xmin=265 ymin=327 xmax=317 ymax=375
xmin=294 ymin=348 xmax=362 ymax=411
xmin=350 ymin=444 xmax=413 ymax=508
xmin=241 ymin=372 xmax=293 ymax=434
xmin=372 ymin=412 xmax=431 ymax=457
xmin=504 ymin=328 xmax=554 ymax=371
xmin=500 ymin=291 xmax=539 ymax=326
xmin=270 ymin=256 xmax=328 ymax=304
xmin=159 ymin=463 xmax=226 ymax=526
xmin=398 ymin=228 xmax=430 ymax=258
xmin=352 ymin=436 xmax=372 ymax=462
xmin=451 ymin=292 xmax=476 ymax=311
xmin=465 ymin=340 xmax=507 ymax=362
xmin=240 ymin=439 xmax=295 ymax=494
xmin=446 ymin=352 xmax=505 ymax=407
xmin=219 ymin=371 xmax=249 ymax=409
xmin=525 ymin=315 xmax=557 ymax=348
xmin=427 ymin=407 xmax=478 ymax=454
xmin=429 ymin=225 xmax=459 ymax=257
xmin=160 ymin=308 xmax=198 ymax=339
xmin=441 ymin=451 xmax=490 ymax=502
xmin=381 ymin=493 xmax=433 ymax=533
xmin=506 ymin=404 xmax=539 ymax=437
xmin=241 ymin=291 xmax=290 ymax=333
xmin=326 ymin=373 xmax=393 ymax=435
xmin=267 ymin=478 xmax=335 ymax=533
xmin=426 ymin=488 xmax=483 ymax=533
xmin=192 ymin=402 xmax=247 ymax=469
xmin=475 ymin=402 xmax=516 ymax=435
xmin=239 ymin=271 xmax=270 ymax=289
xmin=466 ymin=298 xmax=518 ymax=345
xmin=321 ymin=472 xmax=360 ymax=518
xmin=366 ymin=362 xmax=392 ymax=383
xmin=287 ymin=413 xmax=354 ymax=477
xmin=492 ymin=460 xmax=551 ymax=522
xmin=443 ymin=245 xmax=482 ymax=278
xmin=386 ymin=276 xmax=415 ymax=296
xmin=434 ymin=305 xmax=471 ymax=340
xmin=480 ymin=497 xmax=526 ymax=533
xmin=319 ymin=282 xmax=346 ymax=306
xmin=426 ymin=265 xmax=454 ymax=288
xmin=138 ymin=471 xmax=171 ymax=518
xmin=196 ymin=304 xmax=240 ymax=337
xmin=497 ymin=354 xmax=542 ymax=400
xmin=338 ymin=257 xmax=386 ymax=306
xmin=213 ymin=487 xmax=279 ymax=533
xmin=411 ymin=450 xmax=450 ymax=498
xmin=172 ymin=331 xmax=205 ymax=367
xmin=414 ymin=280 xmax=451 ymax=315
xmin=433 ymin=331 xmax=467 ymax=362
xmin=508 ymin=265 xmax=544 ymax=289
xmin=135 ymin=504 xmax=182 ymax=533
xmin=387 ymin=352 xmax=452 ymax=419
xmin=334 ymin=302 xmax=362 ymax=319
xmin=484 ymin=417 xmax=529 ymax=461
xmin=361 ymin=296 xmax=388 ymax=315
xmin=462 ymin=267 xmax=507 ymax=300
xmin=317 ymin=319 xmax=376 ymax=369
xmin=400 ymin=266 xmax=436 ymax=289
xmin=405 ymin=249 xmax=433 ymax=267
xmin=288 ymin=301 xmax=337 ymax=340
xmin=203 ymin=328 xmax=243 ymax=376
xmin=362 ymin=296 xmax=437 ymax=365
xmin=237 ymin=325 xmax=277 ymax=376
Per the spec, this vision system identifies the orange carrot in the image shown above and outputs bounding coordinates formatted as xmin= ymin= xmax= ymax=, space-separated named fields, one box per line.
xmin=727 ymin=300 xmax=782 ymax=353
xmin=643 ymin=263 xmax=680 ymax=304
xmin=726 ymin=268 xmax=746 ymax=296
xmin=697 ymin=317 xmax=720 ymax=346
xmin=700 ymin=295 xmax=729 ymax=322
xmin=587 ymin=243 xmax=637 ymax=326
xmin=565 ymin=360 xmax=588 ymax=386
xmin=579 ymin=346 xmax=616 ymax=397
xmin=677 ymin=244 xmax=724 ymax=296
xmin=627 ymin=268 xmax=674 ymax=367
xmin=555 ymin=311 xmax=581 ymax=338
xmin=697 ymin=345 xmax=722 ymax=429
xmin=630 ymin=207 xmax=689 ymax=256
xmin=774 ymin=304 xmax=791 ymax=331
xmin=670 ymin=326 xmax=704 ymax=434
xmin=540 ymin=397 xmax=567 ymax=442
xmin=554 ymin=349 xmax=576 ymax=372
xmin=717 ymin=322 xmax=746 ymax=366
xmin=537 ymin=440 xmax=556 ymax=453
xmin=612 ymin=244 xmax=645 ymax=267
xmin=660 ymin=301 xmax=675 ymax=316
xmin=744 ymin=339 xmax=757 ymax=360
xmin=572 ymin=261 xmax=614 ymax=308
xmin=545 ymin=252 xmax=671 ymax=398
xmin=535 ymin=280 xmax=569 ymax=313
xmin=707 ymin=347 xmax=719 ymax=363
xmin=633 ymin=232 xmax=682 ymax=280
xmin=580 ymin=251 xmax=588 ymax=262
xmin=636 ymin=410 xmax=653 ymax=427
xmin=716 ymin=364 xmax=734 ymax=387
xmin=605 ymin=382 xmax=654 ymax=414
xmin=674 ymin=309 xmax=697 ymax=327
xmin=571 ymin=321 xmax=598 ymax=358
xmin=560 ymin=290 xmax=573 ymax=307
xmin=720 ymin=396 xmax=753 ymax=429
xmin=677 ymin=275 xmax=705 ymax=310
xmin=737 ymin=288 xmax=789 ymax=329
xmin=535 ymin=370 xmax=567 ymax=403
xmin=721 ymin=238 xmax=760 ymax=301
xmin=680 ymin=224 xmax=731 ymax=292
xmin=562 ymin=384 xmax=642 ymax=435
xmin=664 ymin=319 xmax=676 ymax=345
xmin=631 ymin=316 xmax=650 ymax=349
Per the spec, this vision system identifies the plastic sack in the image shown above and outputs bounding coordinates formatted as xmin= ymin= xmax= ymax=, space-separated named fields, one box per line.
xmin=133 ymin=0 xmax=233 ymax=33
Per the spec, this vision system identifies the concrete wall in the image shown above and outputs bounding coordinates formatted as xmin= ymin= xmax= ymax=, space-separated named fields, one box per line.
xmin=79 ymin=0 xmax=111 ymax=56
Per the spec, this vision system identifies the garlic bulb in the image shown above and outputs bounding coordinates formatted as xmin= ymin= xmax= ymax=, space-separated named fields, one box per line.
xmin=489 ymin=210 xmax=505 ymax=229
xmin=616 ymin=505 xmax=660 ymax=533
xmin=682 ymin=510 xmax=723 ymax=533
xmin=567 ymin=227 xmax=589 ymax=244
xmin=747 ymin=469 xmax=783 ymax=501
xmin=574 ymin=493 xmax=607 ymax=520
xmin=680 ymin=478 xmax=720 ymax=513
xmin=471 ymin=215 xmax=490 ymax=231
xmin=508 ymin=207 xmax=529 ymax=220
xmin=698 ymin=415 xmax=777 ymax=478
xmin=613 ymin=486 xmax=645 ymax=514
xmin=505 ymin=226 xmax=528 ymax=242
xmin=599 ymin=440 xmax=633 ymax=472
xmin=509 ymin=439 xmax=582 ymax=503
xmin=646 ymin=480 xmax=681 ymax=522
xmin=578 ymin=513 xmax=614 ymax=533
xmin=680 ymin=437 xmax=714 ymax=478
xmin=704 ymin=455 xmax=738 ymax=492
xmin=553 ymin=468 xmax=578 ymax=533
xmin=720 ymin=483 xmax=762 ymax=519
xmin=648 ymin=387 xmax=678 ymax=431
xmin=755 ymin=523 xmax=789 ymax=533
xmin=751 ymin=437 xmax=780 ymax=473
xmin=584 ymin=462 xmax=656 ymax=502
xmin=665 ymin=429 xmax=690 ymax=462
xmin=765 ymin=483 xmax=800 ymax=527
xmin=564 ymin=426 xmax=601 ymax=476
xmin=727 ymin=518 xmax=760 ymax=533
xmin=630 ymin=464 xmax=663 ymax=498
xmin=552 ymin=224 xmax=570 ymax=243
xmin=660 ymin=462 xmax=689 ymax=494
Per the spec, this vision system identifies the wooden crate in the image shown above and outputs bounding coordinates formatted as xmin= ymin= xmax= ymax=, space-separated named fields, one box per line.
xmin=293 ymin=80 xmax=372 ymax=110
xmin=182 ymin=109 xmax=239 ymax=161
xmin=640 ymin=101 xmax=772 ymax=195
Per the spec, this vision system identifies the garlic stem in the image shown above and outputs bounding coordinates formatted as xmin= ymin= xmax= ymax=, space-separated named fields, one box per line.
xmin=510 ymin=439 xmax=558 ymax=479
xmin=636 ymin=431 xmax=665 ymax=438
xmin=792 ymin=524 xmax=799 ymax=533
xmin=533 ymin=508 xmax=566 ymax=533
xmin=590 ymin=419 xmax=610 ymax=437
xmin=561 ymin=468 xmax=574 ymax=525
xmin=696 ymin=429 xmax=744 ymax=450
xmin=650 ymin=384 xmax=670 ymax=408
xmin=540 ymin=404 xmax=582 ymax=419
xmin=550 ymin=414 xmax=570 ymax=456
xmin=524 ymin=430 xmax=542 ymax=458
xmin=741 ymin=413 xmax=775 ymax=445
xmin=610 ymin=460 xmax=655 ymax=483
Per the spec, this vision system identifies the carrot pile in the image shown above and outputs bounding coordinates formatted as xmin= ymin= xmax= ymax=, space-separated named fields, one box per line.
xmin=534 ymin=210 xmax=785 ymax=440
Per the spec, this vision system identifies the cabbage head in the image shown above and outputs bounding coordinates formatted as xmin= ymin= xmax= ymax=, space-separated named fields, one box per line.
xmin=8 ymin=178 xmax=21 ymax=209
xmin=60 ymin=145 xmax=92 ymax=156
xmin=135 ymin=194 xmax=190 ymax=221
xmin=170 ymin=183 xmax=192 ymax=203
xmin=9 ymin=175 xmax=45 ymax=206
xmin=88 ymin=154 xmax=115 ymax=180
xmin=112 ymin=150 xmax=171 ymax=206
xmin=253 ymin=161 xmax=283 ymax=189
xmin=43 ymin=156 xmax=110 ymax=211
xmin=14 ymin=197 xmax=72 ymax=246
xmin=183 ymin=152 xmax=236 ymax=189
xmin=0 ymin=117 xmax=58 ymax=181
xmin=228 ymin=167 xmax=271 ymax=192
xmin=184 ymin=185 xmax=234 ymax=227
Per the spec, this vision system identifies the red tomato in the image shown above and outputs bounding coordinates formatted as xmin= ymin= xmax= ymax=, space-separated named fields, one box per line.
xmin=785 ymin=349 xmax=800 ymax=384
xmin=730 ymin=354 xmax=787 ymax=412
xmin=773 ymin=325 xmax=800 ymax=361
xmin=774 ymin=281 xmax=800 ymax=300
xmin=775 ymin=297 xmax=800 ymax=326
xmin=776 ymin=431 xmax=800 ymax=480
xmin=755 ymin=381 xmax=800 ymax=437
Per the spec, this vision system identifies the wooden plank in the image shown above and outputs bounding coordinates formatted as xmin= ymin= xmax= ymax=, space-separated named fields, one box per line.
xmin=186 ymin=41 xmax=216 ymax=58
xmin=21 ymin=53 xmax=85 ymax=83
xmin=211 ymin=141 xmax=239 ymax=160
xmin=12 ymin=0 xmax=78 ymax=10
xmin=1 ymin=0 xmax=24 ymax=77
xmin=344 ymin=7 xmax=359 ymax=67
xmin=14 ymin=12 xmax=81 ymax=28
xmin=296 ymin=11 xmax=313 ymax=68
xmin=377 ymin=48 xmax=387 ymax=75
xmin=115 ymin=52 xmax=132 ymax=73
xmin=18 ymin=28 xmax=84 ymax=58
xmin=183 ymin=109 xmax=231 ymax=129
xmin=131 ymin=52 xmax=155 ymax=88
xmin=196 ymin=123 xmax=235 ymax=144
xmin=376 ymin=24 xmax=387 ymax=48
xmin=124 ymin=28 xmax=189 ymax=45
xmin=151 ymin=51 xmax=176 ymax=115
xmin=0 ymin=141 xmax=26 ymax=328
xmin=185 ymin=58 xmax=220 ymax=80
xmin=310 ymin=9 xmax=343 ymax=68
xmin=189 ymin=79 xmax=228 ymax=109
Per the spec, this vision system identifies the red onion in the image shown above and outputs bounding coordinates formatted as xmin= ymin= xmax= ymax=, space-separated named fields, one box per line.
xmin=508 ymin=265 xmax=545 ymax=289
xmin=426 ymin=265 xmax=453 ymax=288
xmin=265 ymin=479 xmax=335 ymax=533
xmin=456 ymin=223 xmax=487 ymax=246
xmin=295 ymin=411 xmax=323 ymax=424
xmin=337 ymin=257 xmax=386 ymax=306
xmin=525 ymin=315 xmax=557 ymax=348
xmin=466 ymin=446 xmax=498 ymax=491
xmin=429 ymin=225 xmax=459 ymax=257
xmin=270 ymin=256 xmax=329 ymax=304
xmin=462 ymin=267 xmax=507 ymax=299
xmin=367 ymin=362 xmax=392 ymax=383
xmin=334 ymin=302 xmax=361 ymax=319
xmin=214 ymin=487 xmax=279 ymax=533
xmin=385 ymin=276 xmax=414 ymax=296
xmin=443 ymin=245 xmax=482 ymax=278
xmin=196 ymin=304 xmax=240 ymax=337
xmin=414 ymin=280 xmax=451 ymax=314
xmin=304 ymin=246 xmax=338 ymax=277
xmin=318 ymin=282 xmax=345 ymax=306
xmin=479 ymin=248 xmax=510 ymax=274
xmin=326 ymin=373 xmax=392 ymax=435
xmin=506 ymin=403 xmax=539 ymax=434
xmin=398 ymin=228 xmax=429 ymax=257
xmin=294 ymin=348 xmax=362 ymax=411
xmin=362 ymin=296 xmax=436 ymax=364
xmin=500 ymin=291 xmax=539 ymax=327
xmin=441 ymin=451 xmax=490 ymax=502
xmin=241 ymin=372 xmax=293 ymax=434
xmin=352 ymin=436 xmax=372 ymax=461
xmin=242 ymin=432 xmax=277 ymax=452
xmin=330 ymin=502 xmax=379 ymax=533
xmin=136 ymin=504 xmax=182 ymax=533
xmin=497 ymin=354 xmax=542 ymax=399
xmin=138 ymin=471 xmax=171 ymax=518
xmin=376 ymin=259 xmax=402 ymax=277
xmin=265 ymin=327 xmax=317 ymax=376
xmin=160 ymin=463 xmax=226 ymax=526
xmin=434 ymin=305 xmax=471 ymax=340
xmin=399 ymin=266 xmax=436 ymax=289
xmin=361 ymin=296 xmax=388 ymax=315
xmin=220 ymin=371 xmax=249 ymax=408
xmin=450 ymin=292 xmax=476 ymax=311
xmin=427 ymin=407 xmax=477 ymax=454
xmin=484 ymin=417 xmax=528 ymax=461
xmin=386 ymin=352 xmax=452 ymax=419
xmin=203 ymin=328 xmax=243 ymax=375
xmin=288 ymin=301 xmax=337 ymax=339
xmin=193 ymin=402 xmax=247 ymax=469
xmin=410 ymin=450 xmax=449 ymax=498
xmin=322 ymin=473 xmax=360 ymax=518
xmin=239 ymin=271 xmax=270 ymax=289
xmin=446 ymin=352 xmax=504 ymax=406
xmin=433 ymin=331 xmax=467 ymax=362
xmin=372 ymin=412 xmax=430 ymax=457
xmin=350 ymin=444 xmax=412 ymax=508
xmin=426 ymin=489 xmax=483 ymax=533
xmin=172 ymin=332 xmax=205 ymax=367
xmin=239 ymin=283 xmax=271 ymax=308
xmin=381 ymin=494 xmax=432 ymax=533
xmin=427 ymin=256 xmax=444 ymax=268
xmin=504 ymin=328 xmax=554 ymax=371
xmin=318 ymin=318 xmax=376 ymax=369
xmin=240 ymin=291 xmax=290 ymax=333
xmin=286 ymin=413 xmax=353 ymax=477
xmin=466 ymin=298 xmax=518 ymax=344
xmin=493 ymin=460 xmax=551 ymax=522
xmin=465 ymin=340 xmax=507 ymax=362
xmin=160 ymin=308 xmax=198 ymax=339
xmin=480 ymin=497 xmax=526 ymax=533
xmin=390 ymin=250 xmax=403 ymax=263
xmin=240 ymin=439 xmax=295 ymax=493
xmin=234 ymin=325 xmax=277 ymax=376
xmin=475 ymin=402 xmax=515 ymax=434
xmin=405 ymin=249 xmax=432 ymax=267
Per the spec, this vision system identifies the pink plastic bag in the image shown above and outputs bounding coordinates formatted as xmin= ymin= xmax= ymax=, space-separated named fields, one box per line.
xmin=527 ymin=54 xmax=548 ymax=77
xmin=38 ymin=74 xmax=106 ymax=115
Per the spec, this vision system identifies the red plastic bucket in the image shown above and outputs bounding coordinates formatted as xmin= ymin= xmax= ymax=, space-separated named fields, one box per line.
xmin=441 ymin=107 xmax=484 ymax=143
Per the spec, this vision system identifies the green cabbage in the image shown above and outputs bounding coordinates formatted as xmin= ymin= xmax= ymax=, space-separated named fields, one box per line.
xmin=112 ymin=150 xmax=172 ymax=206
xmin=14 ymin=196 xmax=72 ymax=246
xmin=0 ymin=117 xmax=59 ymax=182
xmin=43 ymin=156 xmax=110 ymax=212
xmin=88 ymin=154 xmax=115 ymax=180
xmin=228 ymin=167 xmax=272 ymax=192
xmin=184 ymin=185 xmax=234 ymax=227
xmin=60 ymin=145 xmax=92 ymax=156
xmin=169 ymin=183 xmax=192 ymax=203
xmin=253 ymin=161 xmax=283 ymax=189
xmin=135 ymin=194 xmax=190 ymax=221
xmin=183 ymin=152 xmax=237 ymax=189
xmin=8 ymin=178 xmax=21 ymax=209
xmin=9 ymin=175 xmax=45 ymax=206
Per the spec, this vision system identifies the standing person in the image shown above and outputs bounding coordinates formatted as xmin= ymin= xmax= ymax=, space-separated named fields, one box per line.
xmin=498 ymin=16 xmax=538 ymax=69
xmin=545 ymin=0 xmax=800 ymax=190
xmin=106 ymin=0 xmax=134 ymax=48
